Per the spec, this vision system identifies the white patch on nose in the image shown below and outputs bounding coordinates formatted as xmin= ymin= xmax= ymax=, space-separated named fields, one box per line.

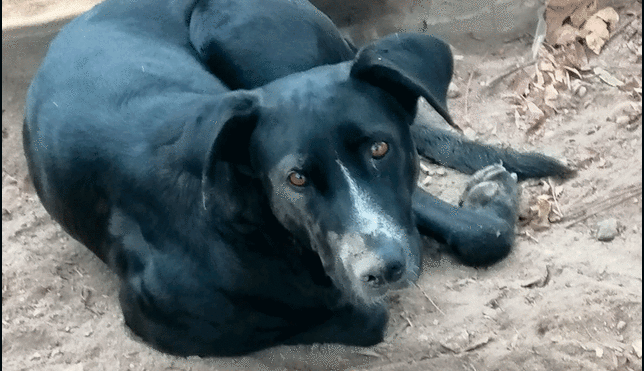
xmin=328 ymin=161 xmax=417 ymax=304
xmin=336 ymin=160 xmax=405 ymax=241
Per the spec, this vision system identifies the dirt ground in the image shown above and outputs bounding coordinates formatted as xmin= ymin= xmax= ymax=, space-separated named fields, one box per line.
xmin=2 ymin=1 xmax=642 ymax=370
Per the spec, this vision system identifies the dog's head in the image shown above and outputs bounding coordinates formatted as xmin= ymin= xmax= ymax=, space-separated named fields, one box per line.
xmin=201 ymin=34 xmax=454 ymax=305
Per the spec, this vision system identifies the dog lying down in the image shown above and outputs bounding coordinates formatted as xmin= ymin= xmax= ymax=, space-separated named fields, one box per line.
xmin=23 ymin=0 xmax=574 ymax=356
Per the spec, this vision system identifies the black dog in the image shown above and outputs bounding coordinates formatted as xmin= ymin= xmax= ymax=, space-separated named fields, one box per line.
xmin=23 ymin=0 xmax=573 ymax=356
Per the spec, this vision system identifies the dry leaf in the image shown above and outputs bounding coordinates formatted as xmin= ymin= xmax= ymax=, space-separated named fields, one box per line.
xmin=544 ymin=85 xmax=559 ymax=108
xmin=563 ymin=65 xmax=582 ymax=79
xmin=553 ymin=24 xmax=580 ymax=46
xmin=594 ymin=7 xmax=619 ymax=30
xmin=581 ymin=7 xmax=619 ymax=54
xmin=633 ymin=339 xmax=642 ymax=358
xmin=529 ymin=195 xmax=553 ymax=230
xmin=515 ymin=77 xmax=531 ymax=97
xmin=554 ymin=68 xmax=566 ymax=85
xmin=535 ymin=67 xmax=545 ymax=86
xmin=526 ymin=101 xmax=544 ymax=116
xmin=583 ymin=18 xmax=610 ymax=54
xmin=594 ymin=67 xmax=625 ymax=87
xmin=565 ymin=41 xmax=591 ymax=71
xmin=514 ymin=109 xmax=525 ymax=130
xmin=539 ymin=60 xmax=555 ymax=72
xmin=545 ymin=0 xmax=597 ymax=43
xmin=546 ymin=71 xmax=556 ymax=85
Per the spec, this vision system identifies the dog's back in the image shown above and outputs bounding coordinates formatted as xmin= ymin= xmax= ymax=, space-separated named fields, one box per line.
xmin=23 ymin=0 xmax=353 ymax=260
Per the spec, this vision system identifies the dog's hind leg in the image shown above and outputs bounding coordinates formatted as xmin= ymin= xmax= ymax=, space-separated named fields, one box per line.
xmin=413 ymin=164 xmax=519 ymax=266
xmin=411 ymin=124 xmax=575 ymax=181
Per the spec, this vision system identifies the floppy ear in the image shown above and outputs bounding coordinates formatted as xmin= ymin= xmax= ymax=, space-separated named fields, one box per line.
xmin=350 ymin=33 xmax=458 ymax=130
xmin=201 ymin=91 xmax=261 ymax=211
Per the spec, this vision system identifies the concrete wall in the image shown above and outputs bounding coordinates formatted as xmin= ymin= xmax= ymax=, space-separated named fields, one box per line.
xmin=311 ymin=0 xmax=545 ymax=47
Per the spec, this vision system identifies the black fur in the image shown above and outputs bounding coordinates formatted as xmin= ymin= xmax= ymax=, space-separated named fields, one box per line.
xmin=23 ymin=0 xmax=573 ymax=356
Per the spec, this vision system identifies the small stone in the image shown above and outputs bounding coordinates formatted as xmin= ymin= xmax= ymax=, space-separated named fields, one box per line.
xmin=616 ymin=321 xmax=627 ymax=331
xmin=615 ymin=115 xmax=631 ymax=126
xmin=596 ymin=347 xmax=604 ymax=358
xmin=463 ymin=128 xmax=477 ymax=139
xmin=576 ymin=86 xmax=587 ymax=97
xmin=596 ymin=218 xmax=619 ymax=241
xmin=447 ymin=82 xmax=461 ymax=98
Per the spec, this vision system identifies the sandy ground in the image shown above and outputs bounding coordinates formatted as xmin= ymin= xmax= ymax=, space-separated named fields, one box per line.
xmin=2 ymin=0 xmax=642 ymax=370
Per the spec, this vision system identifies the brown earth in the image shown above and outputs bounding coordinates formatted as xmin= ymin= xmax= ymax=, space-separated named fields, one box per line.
xmin=2 ymin=1 xmax=642 ymax=370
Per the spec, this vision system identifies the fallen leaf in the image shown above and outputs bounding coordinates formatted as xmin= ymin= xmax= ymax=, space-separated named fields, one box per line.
xmin=527 ymin=101 xmax=544 ymax=116
xmin=464 ymin=335 xmax=492 ymax=352
xmin=633 ymin=339 xmax=642 ymax=358
xmin=539 ymin=60 xmax=556 ymax=72
xmin=554 ymin=68 xmax=566 ymax=85
xmin=544 ymin=85 xmax=559 ymax=108
xmin=535 ymin=68 xmax=545 ymax=87
xmin=594 ymin=67 xmax=624 ymax=87
xmin=545 ymin=0 xmax=597 ymax=43
xmin=514 ymin=109 xmax=526 ymax=130
xmin=521 ymin=265 xmax=552 ymax=288
xmin=440 ymin=329 xmax=470 ymax=353
xmin=530 ymin=195 xmax=552 ymax=229
xmin=594 ymin=7 xmax=619 ymax=30
xmin=563 ymin=65 xmax=582 ymax=79
xmin=553 ymin=24 xmax=580 ymax=46
xmin=581 ymin=7 xmax=619 ymax=54
xmin=565 ymin=41 xmax=591 ymax=71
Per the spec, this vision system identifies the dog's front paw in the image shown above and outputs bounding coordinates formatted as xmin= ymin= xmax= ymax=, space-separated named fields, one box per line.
xmin=459 ymin=163 xmax=518 ymax=222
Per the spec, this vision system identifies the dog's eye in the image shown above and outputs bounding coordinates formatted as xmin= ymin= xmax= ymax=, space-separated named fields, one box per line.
xmin=288 ymin=171 xmax=307 ymax=187
xmin=370 ymin=141 xmax=389 ymax=159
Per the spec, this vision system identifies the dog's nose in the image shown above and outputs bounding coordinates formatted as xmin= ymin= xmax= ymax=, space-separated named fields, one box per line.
xmin=360 ymin=259 xmax=405 ymax=287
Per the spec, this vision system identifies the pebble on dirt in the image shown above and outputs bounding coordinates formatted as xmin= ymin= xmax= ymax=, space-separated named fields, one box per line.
xmin=595 ymin=218 xmax=619 ymax=241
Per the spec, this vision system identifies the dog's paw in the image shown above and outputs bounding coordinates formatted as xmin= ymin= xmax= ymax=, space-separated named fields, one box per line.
xmin=459 ymin=163 xmax=518 ymax=221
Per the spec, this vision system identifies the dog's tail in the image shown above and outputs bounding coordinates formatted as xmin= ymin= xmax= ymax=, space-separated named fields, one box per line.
xmin=411 ymin=125 xmax=575 ymax=181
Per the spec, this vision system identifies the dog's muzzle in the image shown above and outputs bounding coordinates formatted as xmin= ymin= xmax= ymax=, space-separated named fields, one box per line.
xmin=329 ymin=230 xmax=420 ymax=302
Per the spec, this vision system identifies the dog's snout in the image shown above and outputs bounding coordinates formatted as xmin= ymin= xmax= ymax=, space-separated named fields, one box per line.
xmin=359 ymin=258 xmax=405 ymax=288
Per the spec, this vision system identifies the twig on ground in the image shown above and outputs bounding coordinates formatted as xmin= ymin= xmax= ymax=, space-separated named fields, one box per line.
xmin=414 ymin=282 xmax=446 ymax=316
xmin=564 ymin=183 xmax=642 ymax=228
xmin=464 ymin=71 xmax=475 ymax=123
xmin=483 ymin=60 xmax=535 ymax=92
xmin=548 ymin=177 xmax=564 ymax=218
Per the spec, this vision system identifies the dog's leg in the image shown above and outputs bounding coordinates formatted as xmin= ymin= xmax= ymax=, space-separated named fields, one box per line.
xmin=413 ymin=164 xmax=519 ymax=266
xmin=411 ymin=124 xmax=574 ymax=181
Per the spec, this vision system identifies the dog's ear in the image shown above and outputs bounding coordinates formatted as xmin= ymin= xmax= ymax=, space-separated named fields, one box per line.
xmin=201 ymin=91 xmax=261 ymax=211
xmin=350 ymin=33 xmax=458 ymax=130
